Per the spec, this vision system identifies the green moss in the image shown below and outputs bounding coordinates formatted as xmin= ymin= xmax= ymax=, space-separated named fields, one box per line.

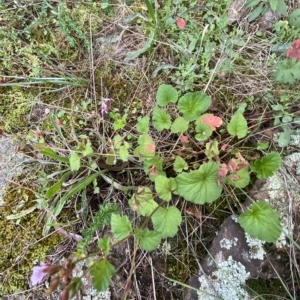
xmin=0 ymin=185 xmax=63 ymax=296
xmin=246 ymin=278 xmax=290 ymax=299
xmin=0 ymin=87 xmax=35 ymax=133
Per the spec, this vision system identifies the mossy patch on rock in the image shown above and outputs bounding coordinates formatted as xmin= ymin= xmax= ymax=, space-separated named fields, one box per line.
xmin=0 ymin=87 xmax=35 ymax=133
xmin=0 ymin=185 xmax=63 ymax=296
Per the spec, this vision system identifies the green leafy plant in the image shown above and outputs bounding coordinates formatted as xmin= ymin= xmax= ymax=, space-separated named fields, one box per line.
xmin=31 ymin=83 xmax=284 ymax=298
xmin=273 ymin=58 xmax=300 ymax=84
xmin=244 ymin=0 xmax=287 ymax=23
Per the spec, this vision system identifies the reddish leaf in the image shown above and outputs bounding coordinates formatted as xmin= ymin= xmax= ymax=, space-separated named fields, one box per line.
xmin=55 ymin=119 xmax=64 ymax=128
xmin=220 ymin=144 xmax=228 ymax=151
xmin=218 ymin=164 xmax=228 ymax=178
xmin=228 ymin=159 xmax=238 ymax=172
xmin=177 ymin=18 xmax=186 ymax=29
xmin=286 ymin=39 xmax=300 ymax=61
xmin=201 ymin=115 xmax=223 ymax=131
xmin=149 ymin=165 xmax=158 ymax=176
xmin=180 ymin=135 xmax=189 ymax=143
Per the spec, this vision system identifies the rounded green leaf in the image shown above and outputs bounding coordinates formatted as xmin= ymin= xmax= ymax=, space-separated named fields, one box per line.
xmin=195 ymin=123 xmax=213 ymax=141
xmin=156 ymin=84 xmax=178 ymax=106
xmin=251 ymin=152 xmax=282 ymax=179
xmin=152 ymin=106 xmax=172 ymax=131
xmin=175 ymin=162 xmax=222 ymax=204
xmin=151 ymin=206 xmax=182 ymax=238
xmin=111 ymin=213 xmax=132 ymax=240
xmin=178 ymin=92 xmax=212 ymax=121
xmin=129 ymin=187 xmax=158 ymax=216
xmin=136 ymin=116 xmax=150 ymax=133
xmin=227 ymin=112 xmax=248 ymax=139
xmin=135 ymin=228 xmax=162 ymax=251
xmin=171 ymin=117 xmax=188 ymax=133
xmin=174 ymin=156 xmax=188 ymax=173
xmin=226 ymin=167 xmax=250 ymax=188
xmin=239 ymin=201 xmax=282 ymax=242
xmin=91 ymin=259 xmax=115 ymax=292
xmin=155 ymin=175 xmax=174 ymax=201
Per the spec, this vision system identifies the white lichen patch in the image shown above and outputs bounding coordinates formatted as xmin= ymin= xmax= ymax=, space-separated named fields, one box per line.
xmin=220 ymin=237 xmax=238 ymax=250
xmin=244 ymin=233 xmax=265 ymax=260
xmin=197 ymin=256 xmax=250 ymax=300
xmin=0 ymin=136 xmax=28 ymax=205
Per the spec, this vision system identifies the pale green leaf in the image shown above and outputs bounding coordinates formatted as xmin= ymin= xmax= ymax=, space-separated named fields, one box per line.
xmin=244 ymin=0 xmax=261 ymax=8
xmin=174 ymin=156 xmax=188 ymax=173
xmin=239 ymin=201 xmax=282 ymax=242
xmin=288 ymin=8 xmax=300 ymax=29
xmin=273 ymin=59 xmax=300 ymax=84
xmin=151 ymin=206 xmax=182 ymax=238
xmin=227 ymin=167 xmax=250 ymax=188
xmin=134 ymin=133 xmax=156 ymax=159
xmin=6 ymin=205 xmax=37 ymax=220
xmin=143 ymin=155 xmax=165 ymax=181
xmin=91 ymin=259 xmax=115 ymax=291
xmin=248 ymin=4 xmax=264 ymax=22
xmin=46 ymin=171 xmax=71 ymax=199
xmin=129 ymin=187 xmax=158 ymax=216
xmin=113 ymin=135 xmax=122 ymax=149
xmin=155 ymin=175 xmax=174 ymax=202
xmin=178 ymin=92 xmax=212 ymax=121
xmin=135 ymin=228 xmax=162 ymax=251
xmin=275 ymin=0 xmax=287 ymax=15
xmin=41 ymin=148 xmax=69 ymax=163
xmin=70 ymin=151 xmax=81 ymax=171
xmin=269 ymin=0 xmax=278 ymax=12
xmin=277 ymin=130 xmax=291 ymax=147
xmin=97 ymin=236 xmax=111 ymax=256
xmin=175 ymin=162 xmax=222 ymax=204
xmin=83 ymin=142 xmax=93 ymax=156
xmin=256 ymin=141 xmax=269 ymax=150
xmin=156 ymin=84 xmax=178 ymax=106
xmin=119 ymin=145 xmax=129 ymax=162
xmin=227 ymin=112 xmax=248 ymax=139
xmin=111 ymin=213 xmax=132 ymax=240
xmin=171 ymin=117 xmax=188 ymax=133
xmin=136 ymin=116 xmax=150 ymax=133
xmin=195 ymin=123 xmax=212 ymax=141
xmin=152 ymin=106 xmax=171 ymax=131
xmin=251 ymin=152 xmax=282 ymax=178
xmin=205 ymin=141 xmax=219 ymax=160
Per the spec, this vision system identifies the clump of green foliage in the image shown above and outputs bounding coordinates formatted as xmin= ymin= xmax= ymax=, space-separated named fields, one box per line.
xmin=31 ymin=82 xmax=284 ymax=298
xmin=2 ymin=0 xmax=300 ymax=298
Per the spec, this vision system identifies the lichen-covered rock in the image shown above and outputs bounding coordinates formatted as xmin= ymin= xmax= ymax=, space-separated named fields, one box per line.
xmin=185 ymin=152 xmax=300 ymax=299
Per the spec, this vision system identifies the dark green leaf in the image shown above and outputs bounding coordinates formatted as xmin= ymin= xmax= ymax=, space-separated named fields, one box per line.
xmin=135 ymin=228 xmax=162 ymax=251
xmin=251 ymin=152 xmax=282 ymax=178
xmin=91 ymin=259 xmax=115 ymax=291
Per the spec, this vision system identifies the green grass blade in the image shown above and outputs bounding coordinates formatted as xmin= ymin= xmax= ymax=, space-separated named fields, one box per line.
xmin=144 ymin=0 xmax=155 ymax=21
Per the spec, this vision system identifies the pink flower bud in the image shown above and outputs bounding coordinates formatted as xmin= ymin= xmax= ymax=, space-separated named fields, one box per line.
xmin=177 ymin=18 xmax=186 ymax=29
